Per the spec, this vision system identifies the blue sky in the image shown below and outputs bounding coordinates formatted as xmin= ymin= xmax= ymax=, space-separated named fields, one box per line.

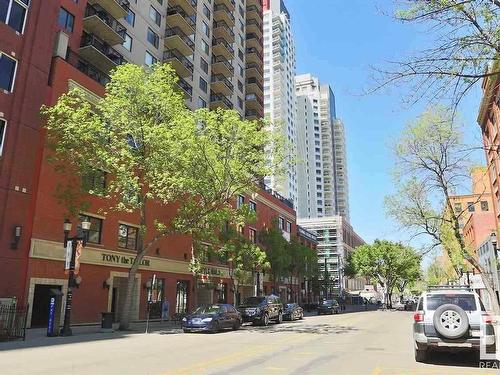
xmin=285 ymin=0 xmax=484 ymax=254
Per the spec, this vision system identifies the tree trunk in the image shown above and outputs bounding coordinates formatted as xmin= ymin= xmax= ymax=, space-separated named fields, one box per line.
xmin=119 ymin=250 xmax=145 ymax=330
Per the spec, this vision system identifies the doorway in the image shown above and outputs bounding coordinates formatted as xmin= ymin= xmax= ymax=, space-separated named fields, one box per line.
xmin=31 ymin=284 xmax=61 ymax=328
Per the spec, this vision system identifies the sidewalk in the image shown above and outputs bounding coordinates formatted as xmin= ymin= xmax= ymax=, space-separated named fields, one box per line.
xmin=0 ymin=320 xmax=182 ymax=351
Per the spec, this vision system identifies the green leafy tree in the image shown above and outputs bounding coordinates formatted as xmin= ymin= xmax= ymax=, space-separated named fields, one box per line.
xmin=372 ymin=0 xmax=499 ymax=107
xmin=385 ymin=106 xmax=500 ymax=313
xmin=426 ymin=255 xmax=458 ymax=286
xmin=258 ymin=221 xmax=290 ymax=292
xmin=287 ymin=238 xmax=318 ymax=303
xmin=347 ymin=240 xmax=421 ymax=308
xmin=41 ymin=63 xmax=283 ymax=329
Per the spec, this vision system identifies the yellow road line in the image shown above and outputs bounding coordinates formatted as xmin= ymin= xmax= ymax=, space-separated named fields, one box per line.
xmin=371 ymin=366 xmax=382 ymax=375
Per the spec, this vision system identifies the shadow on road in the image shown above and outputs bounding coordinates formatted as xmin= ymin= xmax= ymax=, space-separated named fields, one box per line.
xmin=423 ymin=350 xmax=487 ymax=368
xmin=240 ymin=321 xmax=360 ymax=335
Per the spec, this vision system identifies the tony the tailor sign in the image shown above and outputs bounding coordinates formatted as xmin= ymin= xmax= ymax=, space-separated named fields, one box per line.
xmin=100 ymin=253 xmax=151 ymax=267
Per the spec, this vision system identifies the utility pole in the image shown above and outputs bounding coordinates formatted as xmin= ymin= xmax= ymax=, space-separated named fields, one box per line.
xmin=323 ymin=257 xmax=328 ymax=300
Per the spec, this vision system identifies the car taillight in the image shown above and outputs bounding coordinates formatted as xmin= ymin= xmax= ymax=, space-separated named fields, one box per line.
xmin=413 ymin=312 xmax=424 ymax=322
xmin=482 ymin=313 xmax=493 ymax=324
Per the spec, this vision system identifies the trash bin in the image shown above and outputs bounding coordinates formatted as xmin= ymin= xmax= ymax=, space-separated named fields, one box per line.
xmin=100 ymin=312 xmax=114 ymax=333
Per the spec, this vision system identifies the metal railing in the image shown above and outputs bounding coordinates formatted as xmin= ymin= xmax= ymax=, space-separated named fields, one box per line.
xmin=177 ymin=76 xmax=193 ymax=97
xmin=210 ymin=93 xmax=233 ymax=108
xmin=246 ymin=4 xmax=262 ymax=17
xmin=246 ymin=77 xmax=264 ymax=92
xmin=117 ymin=0 xmax=130 ymax=12
xmin=84 ymin=4 xmax=126 ymax=39
xmin=245 ymin=93 xmax=263 ymax=106
xmin=0 ymin=305 xmax=28 ymax=341
xmin=213 ymin=20 xmax=235 ymax=38
xmin=259 ymin=182 xmax=294 ymax=209
xmin=246 ymin=47 xmax=263 ymax=61
xmin=165 ymin=27 xmax=195 ymax=50
xmin=65 ymin=50 xmax=111 ymax=86
xmin=214 ymin=4 xmax=235 ymax=21
xmin=80 ymin=31 xmax=125 ymax=65
xmin=213 ymin=38 xmax=234 ymax=54
xmin=245 ymin=62 xmax=263 ymax=76
xmin=166 ymin=6 xmax=196 ymax=29
xmin=163 ymin=49 xmax=194 ymax=73
xmin=212 ymin=55 xmax=234 ymax=73
xmin=211 ymin=74 xmax=234 ymax=92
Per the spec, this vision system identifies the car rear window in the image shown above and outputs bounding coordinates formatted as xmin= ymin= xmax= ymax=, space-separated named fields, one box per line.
xmin=426 ymin=294 xmax=477 ymax=311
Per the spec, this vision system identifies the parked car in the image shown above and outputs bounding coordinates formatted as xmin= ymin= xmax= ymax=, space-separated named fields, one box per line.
xmin=283 ymin=303 xmax=304 ymax=321
xmin=317 ymin=299 xmax=340 ymax=315
xmin=182 ymin=304 xmax=241 ymax=333
xmin=413 ymin=285 xmax=495 ymax=362
xmin=237 ymin=295 xmax=283 ymax=326
xmin=404 ymin=300 xmax=416 ymax=311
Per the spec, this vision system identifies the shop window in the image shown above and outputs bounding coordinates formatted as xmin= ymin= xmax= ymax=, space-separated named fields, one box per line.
xmin=175 ymin=280 xmax=189 ymax=314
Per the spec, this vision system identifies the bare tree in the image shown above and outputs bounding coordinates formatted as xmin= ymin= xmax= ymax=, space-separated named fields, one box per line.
xmin=371 ymin=0 xmax=499 ymax=108
xmin=386 ymin=106 xmax=500 ymax=313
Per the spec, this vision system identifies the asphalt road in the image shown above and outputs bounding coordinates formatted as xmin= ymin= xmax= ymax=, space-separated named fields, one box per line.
xmin=1 ymin=310 xmax=497 ymax=375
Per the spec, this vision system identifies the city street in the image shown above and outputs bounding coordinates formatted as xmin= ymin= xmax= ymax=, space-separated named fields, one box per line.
xmin=0 ymin=310 xmax=494 ymax=375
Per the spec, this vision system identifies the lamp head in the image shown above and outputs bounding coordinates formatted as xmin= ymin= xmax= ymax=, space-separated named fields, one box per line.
xmin=63 ymin=219 xmax=72 ymax=233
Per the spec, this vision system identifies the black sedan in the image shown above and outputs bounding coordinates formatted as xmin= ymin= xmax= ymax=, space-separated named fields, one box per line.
xmin=317 ymin=299 xmax=340 ymax=315
xmin=283 ymin=303 xmax=304 ymax=321
xmin=182 ymin=304 xmax=242 ymax=333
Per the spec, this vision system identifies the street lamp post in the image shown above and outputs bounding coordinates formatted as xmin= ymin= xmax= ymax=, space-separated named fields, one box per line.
xmin=60 ymin=218 xmax=91 ymax=336
xmin=323 ymin=257 xmax=328 ymax=300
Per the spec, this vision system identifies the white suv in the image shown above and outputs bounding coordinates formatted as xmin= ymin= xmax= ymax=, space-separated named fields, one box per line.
xmin=413 ymin=285 xmax=496 ymax=362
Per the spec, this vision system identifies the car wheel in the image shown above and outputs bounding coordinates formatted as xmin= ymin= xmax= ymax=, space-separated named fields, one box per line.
xmin=414 ymin=347 xmax=427 ymax=363
xmin=211 ymin=321 xmax=220 ymax=333
xmin=277 ymin=312 xmax=283 ymax=324
xmin=232 ymin=320 xmax=240 ymax=331
xmin=433 ymin=304 xmax=469 ymax=339
xmin=262 ymin=313 xmax=270 ymax=326
xmin=299 ymin=312 xmax=304 ymax=320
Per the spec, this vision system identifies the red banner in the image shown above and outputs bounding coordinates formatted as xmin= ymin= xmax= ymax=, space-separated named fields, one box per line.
xmin=263 ymin=0 xmax=270 ymax=11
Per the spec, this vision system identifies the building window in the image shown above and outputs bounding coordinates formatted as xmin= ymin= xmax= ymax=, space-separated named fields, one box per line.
xmin=202 ymin=40 xmax=209 ymax=55
xmin=145 ymin=51 xmax=157 ymax=66
xmin=467 ymin=202 xmax=475 ymax=212
xmin=0 ymin=52 xmax=17 ymax=92
xmin=238 ymin=97 xmax=243 ymax=109
xmin=481 ymin=201 xmax=489 ymax=211
xmin=203 ymin=4 xmax=211 ymax=19
xmin=58 ymin=7 xmax=74 ymax=32
xmin=0 ymin=0 xmax=29 ymax=33
xmin=238 ymin=80 xmax=243 ymax=92
xmin=147 ymin=28 xmax=159 ymax=48
xmin=123 ymin=33 xmax=132 ymax=51
xmin=175 ymin=280 xmax=189 ymax=314
xmin=81 ymin=169 xmax=106 ymax=193
xmin=200 ymin=57 xmax=208 ymax=73
xmin=0 ymin=118 xmax=6 ymax=156
xmin=199 ymin=77 xmax=207 ymax=93
xmin=197 ymin=96 xmax=206 ymax=108
xmin=125 ymin=9 xmax=135 ymax=26
xmin=286 ymin=221 xmax=292 ymax=233
xmin=249 ymin=200 xmax=256 ymax=212
xmin=149 ymin=6 xmax=161 ymax=26
xmin=236 ymin=194 xmax=245 ymax=208
xmin=79 ymin=214 xmax=103 ymax=244
xmin=202 ymin=21 xmax=210 ymax=37
xmin=454 ymin=202 xmax=462 ymax=212
xmin=278 ymin=217 xmax=284 ymax=230
xmin=118 ymin=224 xmax=138 ymax=250
xmin=249 ymin=228 xmax=257 ymax=244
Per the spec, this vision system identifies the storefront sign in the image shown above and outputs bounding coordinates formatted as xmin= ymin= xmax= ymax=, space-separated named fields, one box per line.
xmin=100 ymin=253 xmax=150 ymax=267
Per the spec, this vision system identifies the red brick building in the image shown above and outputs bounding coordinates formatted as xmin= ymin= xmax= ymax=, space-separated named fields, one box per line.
xmin=0 ymin=1 xmax=315 ymax=329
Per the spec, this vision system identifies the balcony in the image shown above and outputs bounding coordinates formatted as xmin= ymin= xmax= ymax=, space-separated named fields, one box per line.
xmin=163 ymin=49 xmax=194 ymax=77
xmin=213 ymin=20 xmax=235 ymax=43
xmin=166 ymin=6 xmax=196 ymax=36
xmin=211 ymin=74 xmax=234 ymax=96
xmin=214 ymin=4 xmax=235 ymax=26
xmin=245 ymin=47 xmax=262 ymax=65
xmin=246 ymin=0 xmax=262 ymax=10
xmin=215 ymin=0 xmax=235 ymax=11
xmin=245 ymin=109 xmax=259 ymax=120
xmin=168 ymin=0 xmax=197 ymax=16
xmin=245 ymin=93 xmax=263 ymax=113
xmin=246 ymin=77 xmax=263 ymax=96
xmin=65 ymin=50 xmax=111 ymax=86
xmin=79 ymin=32 xmax=125 ymax=72
xmin=210 ymin=93 xmax=233 ymax=110
xmin=83 ymin=4 xmax=126 ymax=45
xmin=245 ymin=33 xmax=262 ymax=52
xmin=245 ymin=62 xmax=263 ymax=81
xmin=87 ymin=0 xmax=129 ymax=19
xmin=246 ymin=19 xmax=262 ymax=38
xmin=212 ymin=38 xmax=234 ymax=60
xmin=246 ymin=5 xmax=262 ymax=23
xmin=165 ymin=27 xmax=195 ymax=56
xmin=211 ymin=55 xmax=234 ymax=78
xmin=177 ymin=76 xmax=193 ymax=98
